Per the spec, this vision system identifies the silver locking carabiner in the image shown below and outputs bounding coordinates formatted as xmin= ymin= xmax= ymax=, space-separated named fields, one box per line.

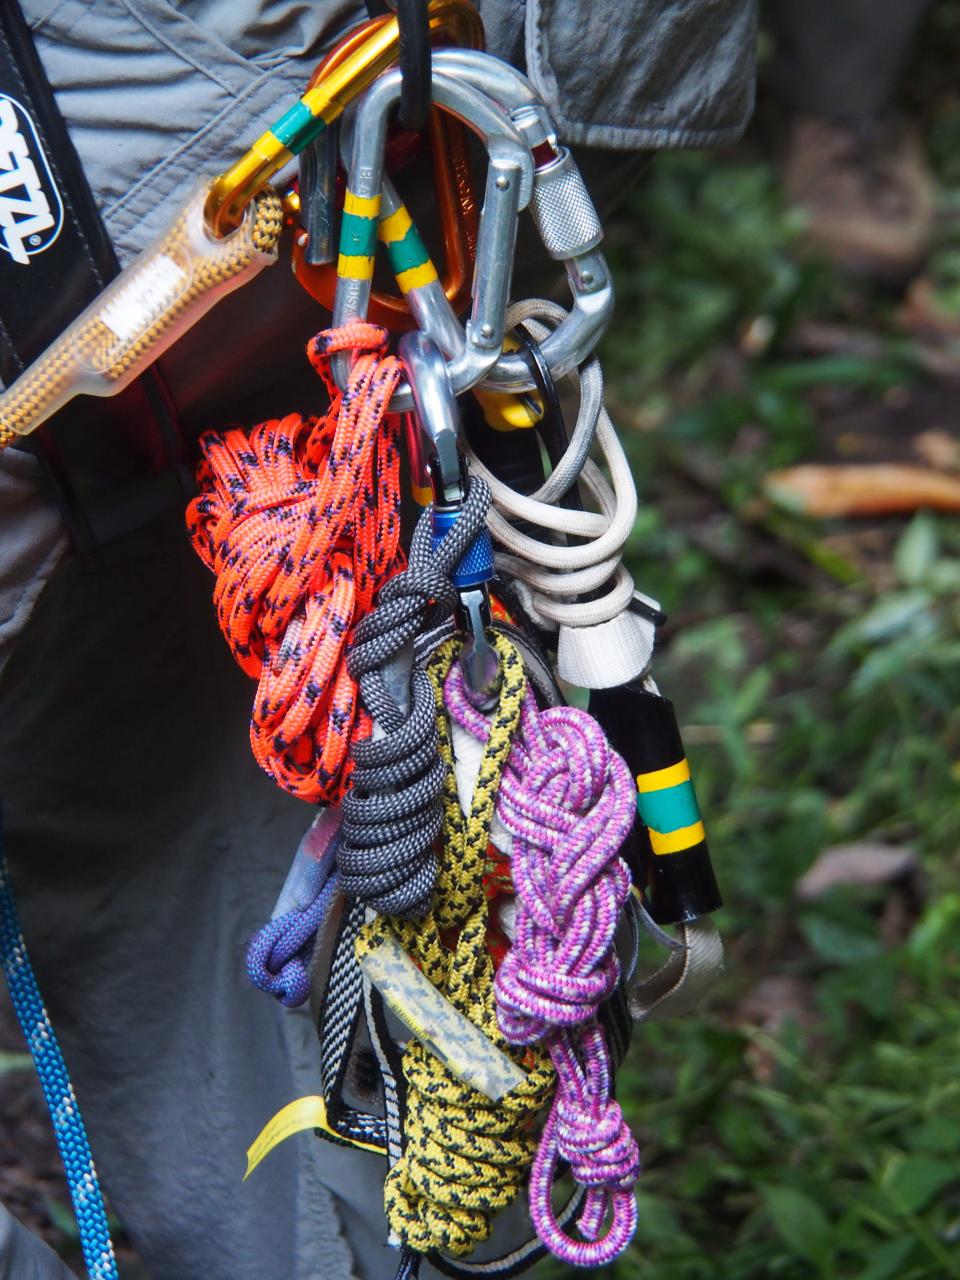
xmin=336 ymin=112 xmax=466 ymax=362
xmin=431 ymin=48 xmax=614 ymax=392
xmin=333 ymin=67 xmax=534 ymax=413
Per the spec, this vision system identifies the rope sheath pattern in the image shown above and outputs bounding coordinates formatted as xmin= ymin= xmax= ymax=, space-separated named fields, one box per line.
xmin=355 ymin=635 xmax=555 ymax=1258
xmin=446 ymin=672 xmax=640 ymax=1267
xmin=246 ymin=830 xmax=340 ymax=1008
xmin=187 ymin=323 xmax=404 ymax=803
xmin=0 ymin=810 xmax=118 ymax=1280
xmin=338 ymin=478 xmax=492 ymax=918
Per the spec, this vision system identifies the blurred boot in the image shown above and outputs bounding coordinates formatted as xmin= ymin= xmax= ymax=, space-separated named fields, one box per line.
xmin=783 ymin=114 xmax=936 ymax=283
xmin=769 ymin=0 xmax=935 ymax=282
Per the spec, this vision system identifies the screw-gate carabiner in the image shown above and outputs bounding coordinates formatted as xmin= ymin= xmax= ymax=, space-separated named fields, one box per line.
xmin=333 ymin=67 xmax=533 ymax=413
xmin=204 ymin=0 xmax=483 ymax=238
xmin=431 ymin=49 xmax=614 ymax=392
xmin=399 ymin=331 xmax=501 ymax=708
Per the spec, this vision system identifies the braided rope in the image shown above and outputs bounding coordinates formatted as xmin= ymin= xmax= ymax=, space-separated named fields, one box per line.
xmin=246 ymin=831 xmax=340 ymax=1008
xmin=338 ymin=478 xmax=492 ymax=918
xmin=187 ymin=323 xmax=404 ymax=803
xmin=355 ymin=634 xmax=555 ymax=1258
xmin=446 ymin=674 xmax=640 ymax=1267
xmin=0 ymin=808 xmax=118 ymax=1280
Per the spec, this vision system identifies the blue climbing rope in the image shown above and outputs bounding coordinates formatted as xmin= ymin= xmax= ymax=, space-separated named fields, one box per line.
xmin=0 ymin=804 xmax=118 ymax=1280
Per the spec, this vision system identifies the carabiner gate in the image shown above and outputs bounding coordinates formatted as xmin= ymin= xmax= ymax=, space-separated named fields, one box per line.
xmin=333 ymin=67 xmax=534 ymax=413
xmin=399 ymin=332 xmax=501 ymax=708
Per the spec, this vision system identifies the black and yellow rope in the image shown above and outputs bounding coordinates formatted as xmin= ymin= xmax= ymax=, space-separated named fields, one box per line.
xmin=355 ymin=632 xmax=555 ymax=1257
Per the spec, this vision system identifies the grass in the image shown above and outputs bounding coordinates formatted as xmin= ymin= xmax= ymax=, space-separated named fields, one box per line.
xmin=578 ymin=74 xmax=960 ymax=1280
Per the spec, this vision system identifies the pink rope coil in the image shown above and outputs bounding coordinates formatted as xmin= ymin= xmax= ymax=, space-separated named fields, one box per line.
xmin=445 ymin=668 xmax=640 ymax=1267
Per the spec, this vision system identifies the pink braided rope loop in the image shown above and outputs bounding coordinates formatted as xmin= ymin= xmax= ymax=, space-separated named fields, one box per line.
xmin=445 ymin=668 xmax=640 ymax=1267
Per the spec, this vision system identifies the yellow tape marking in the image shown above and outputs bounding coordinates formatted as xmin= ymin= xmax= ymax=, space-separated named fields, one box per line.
xmin=336 ymin=253 xmax=376 ymax=281
xmin=649 ymin=820 xmax=706 ymax=856
xmin=378 ymin=205 xmax=413 ymax=244
xmin=251 ymin=131 xmax=293 ymax=170
xmin=396 ymin=260 xmax=439 ymax=293
xmin=244 ymin=1095 xmax=381 ymax=1180
xmin=636 ymin=758 xmax=691 ymax=793
xmin=343 ymin=190 xmax=381 ymax=219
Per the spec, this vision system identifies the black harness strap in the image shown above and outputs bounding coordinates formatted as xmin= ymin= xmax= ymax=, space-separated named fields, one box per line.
xmin=0 ymin=3 xmax=186 ymax=551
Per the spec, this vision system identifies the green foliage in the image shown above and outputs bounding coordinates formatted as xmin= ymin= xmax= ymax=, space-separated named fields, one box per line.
xmin=594 ymin=133 xmax=960 ymax=1280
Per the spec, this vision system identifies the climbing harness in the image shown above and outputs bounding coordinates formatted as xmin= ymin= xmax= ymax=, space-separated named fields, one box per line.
xmin=0 ymin=4 xmax=728 ymax=1274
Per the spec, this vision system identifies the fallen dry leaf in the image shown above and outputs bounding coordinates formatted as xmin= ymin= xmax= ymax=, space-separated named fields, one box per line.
xmin=766 ymin=464 xmax=960 ymax=517
xmin=796 ymin=843 xmax=919 ymax=901
xmin=738 ymin=976 xmax=820 ymax=1084
xmin=913 ymin=429 xmax=960 ymax=473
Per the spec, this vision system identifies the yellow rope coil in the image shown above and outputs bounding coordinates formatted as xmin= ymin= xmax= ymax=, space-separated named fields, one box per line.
xmin=356 ymin=633 xmax=555 ymax=1257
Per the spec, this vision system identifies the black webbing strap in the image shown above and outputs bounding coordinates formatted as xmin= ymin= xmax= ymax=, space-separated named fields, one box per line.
xmin=0 ymin=2 xmax=186 ymax=551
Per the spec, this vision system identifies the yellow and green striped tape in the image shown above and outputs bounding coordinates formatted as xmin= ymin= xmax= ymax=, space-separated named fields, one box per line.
xmin=636 ymin=757 xmax=706 ymax=856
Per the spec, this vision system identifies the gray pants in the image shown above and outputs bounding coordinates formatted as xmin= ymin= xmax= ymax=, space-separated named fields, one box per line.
xmin=770 ymin=0 xmax=933 ymax=119
xmin=0 ymin=505 xmax=433 ymax=1279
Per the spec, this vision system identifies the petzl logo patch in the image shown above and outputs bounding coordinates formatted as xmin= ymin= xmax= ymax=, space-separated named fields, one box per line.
xmin=0 ymin=94 xmax=64 ymax=266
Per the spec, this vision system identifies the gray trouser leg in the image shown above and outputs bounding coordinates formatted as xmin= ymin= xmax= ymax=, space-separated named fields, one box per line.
xmin=0 ymin=1204 xmax=77 ymax=1280
xmin=769 ymin=0 xmax=933 ymax=119
xmin=0 ymin=510 xmax=401 ymax=1280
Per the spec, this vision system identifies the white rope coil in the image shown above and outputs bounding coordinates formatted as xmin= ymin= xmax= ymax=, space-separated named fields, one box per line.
xmin=464 ymin=300 xmax=655 ymax=662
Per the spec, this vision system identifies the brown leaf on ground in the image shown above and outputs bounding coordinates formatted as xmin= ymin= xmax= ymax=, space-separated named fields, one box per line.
xmin=913 ymin=429 xmax=960 ymax=472
xmin=765 ymin=464 xmax=960 ymax=517
xmin=795 ymin=843 xmax=920 ymax=900
xmin=796 ymin=843 xmax=926 ymax=946
xmin=737 ymin=977 xmax=820 ymax=1084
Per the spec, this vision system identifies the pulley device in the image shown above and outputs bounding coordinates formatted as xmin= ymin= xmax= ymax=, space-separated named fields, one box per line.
xmin=0 ymin=3 xmax=725 ymax=1276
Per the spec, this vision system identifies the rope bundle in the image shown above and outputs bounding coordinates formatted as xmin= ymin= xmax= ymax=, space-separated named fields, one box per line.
xmin=245 ymin=832 xmax=340 ymax=1008
xmin=186 ymin=323 xmax=404 ymax=803
xmin=338 ymin=478 xmax=492 ymax=918
xmin=446 ymin=673 xmax=640 ymax=1267
xmin=355 ymin=634 xmax=555 ymax=1257
xmin=464 ymin=300 xmax=639 ymax=633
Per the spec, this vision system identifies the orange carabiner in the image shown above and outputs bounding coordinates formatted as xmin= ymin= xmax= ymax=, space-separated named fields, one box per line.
xmin=204 ymin=0 xmax=483 ymax=237
xmin=290 ymin=19 xmax=480 ymax=328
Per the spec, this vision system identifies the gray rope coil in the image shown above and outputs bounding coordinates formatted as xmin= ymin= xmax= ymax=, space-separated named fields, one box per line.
xmin=339 ymin=477 xmax=492 ymax=919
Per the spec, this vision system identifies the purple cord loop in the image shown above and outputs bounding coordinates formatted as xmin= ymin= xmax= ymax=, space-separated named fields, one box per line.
xmin=246 ymin=831 xmax=340 ymax=1008
xmin=445 ymin=667 xmax=641 ymax=1267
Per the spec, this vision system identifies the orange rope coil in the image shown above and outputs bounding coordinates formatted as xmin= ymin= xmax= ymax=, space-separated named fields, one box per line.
xmin=186 ymin=323 xmax=404 ymax=803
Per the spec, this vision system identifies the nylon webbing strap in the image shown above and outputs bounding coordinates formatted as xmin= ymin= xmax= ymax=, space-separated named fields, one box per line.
xmin=319 ymin=898 xmax=390 ymax=1150
xmin=0 ymin=2 xmax=185 ymax=551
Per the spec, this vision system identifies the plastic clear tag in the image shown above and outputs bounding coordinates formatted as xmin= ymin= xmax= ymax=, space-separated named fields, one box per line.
xmin=0 ymin=184 xmax=279 ymax=439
